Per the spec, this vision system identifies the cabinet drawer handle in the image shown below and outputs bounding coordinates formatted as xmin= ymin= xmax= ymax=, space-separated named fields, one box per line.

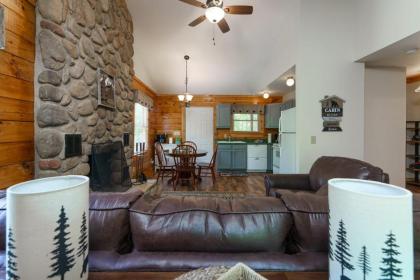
xmin=255 ymin=157 xmax=259 ymax=160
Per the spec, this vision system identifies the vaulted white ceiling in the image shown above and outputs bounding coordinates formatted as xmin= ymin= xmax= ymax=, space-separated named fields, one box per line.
xmin=127 ymin=0 xmax=299 ymax=95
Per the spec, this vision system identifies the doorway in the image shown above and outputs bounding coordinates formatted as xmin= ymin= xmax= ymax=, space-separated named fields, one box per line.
xmin=185 ymin=107 xmax=214 ymax=163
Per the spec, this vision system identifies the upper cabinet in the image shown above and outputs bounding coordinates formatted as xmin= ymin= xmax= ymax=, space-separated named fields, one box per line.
xmin=265 ymin=103 xmax=282 ymax=128
xmin=216 ymin=104 xmax=232 ymax=129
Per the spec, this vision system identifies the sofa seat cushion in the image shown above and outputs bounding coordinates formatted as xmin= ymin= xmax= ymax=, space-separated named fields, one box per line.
xmin=130 ymin=194 xmax=292 ymax=253
xmin=280 ymin=192 xmax=329 ymax=253
xmin=89 ymin=190 xmax=142 ymax=253
xmin=89 ymin=251 xmax=328 ymax=272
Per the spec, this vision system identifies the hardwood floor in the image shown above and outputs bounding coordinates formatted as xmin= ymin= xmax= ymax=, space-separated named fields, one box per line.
xmin=153 ymin=173 xmax=267 ymax=196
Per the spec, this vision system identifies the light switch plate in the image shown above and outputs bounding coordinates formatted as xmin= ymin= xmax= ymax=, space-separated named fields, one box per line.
xmin=311 ymin=136 xmax=316 ymax=144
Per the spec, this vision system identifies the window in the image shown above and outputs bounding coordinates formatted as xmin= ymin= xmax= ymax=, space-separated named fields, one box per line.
xmin=233 ymin=113 xmax=259 ymax=132
xmin=134 ymin=103 xmax=148 ymax=151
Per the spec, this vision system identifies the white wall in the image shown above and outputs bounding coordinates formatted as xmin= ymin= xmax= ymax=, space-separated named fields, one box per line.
xmin=296 ymin=0 xmax=365 ymax=172
xmin=354 ymin=0 xmax=420 ymax=60
xmin=364 ymin=68 xmax=406 ymax=186
xmin=407 ymin=81 xmax=420 ymax=121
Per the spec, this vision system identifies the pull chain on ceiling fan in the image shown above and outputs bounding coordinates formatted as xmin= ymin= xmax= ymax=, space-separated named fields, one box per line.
xmin=179 ymin=0 xmax=253 ymax=34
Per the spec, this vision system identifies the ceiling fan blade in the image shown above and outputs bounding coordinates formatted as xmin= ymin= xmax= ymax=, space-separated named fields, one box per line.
xmin=224 ymin=5 xmax=253 ymax=15
xmin=218 ymin=18 xmax=230 ymax=33
xmin=189 ymin=15 xmax=207 ymax=27
xmin=178 ymin=0 xmax=207 ymax=9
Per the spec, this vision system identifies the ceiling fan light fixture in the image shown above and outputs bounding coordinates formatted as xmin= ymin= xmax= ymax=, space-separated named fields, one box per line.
xmin=286 ymin=77 xmax=295 ymax=87
xmin=263 ymin=93 xmax=270 ymax=99
xmin=178 ymin=94 xmax=186 ymax=101
xmin=205 ymin=6 xmax=225 ymax=23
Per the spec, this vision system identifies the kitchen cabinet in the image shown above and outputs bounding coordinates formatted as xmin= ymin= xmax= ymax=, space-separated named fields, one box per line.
xmin=231 ymin=145 xmax=247 ymax=170
xmin=247 ymin=145 xmax=267 ymax=172
xmin=217 ymin=144 xmax=247 ymax=171
xmin=265 ymin=103 xmax=282 ymax=128
xmin=216 ymin=104 xmax=231 ymax=129
xmin=217 ymin=145 xmax=232 ymax=170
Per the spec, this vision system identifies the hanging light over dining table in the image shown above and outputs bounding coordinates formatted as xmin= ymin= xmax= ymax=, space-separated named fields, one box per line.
xmin=178 ymin=55 xmax=193 ymax=107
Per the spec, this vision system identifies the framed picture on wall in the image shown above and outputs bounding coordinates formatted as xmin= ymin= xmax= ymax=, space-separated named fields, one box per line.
xmin=0 ymin=5 xmax=5 ymax=50
xmin=97 ymin=69 xmax=115 ymax=109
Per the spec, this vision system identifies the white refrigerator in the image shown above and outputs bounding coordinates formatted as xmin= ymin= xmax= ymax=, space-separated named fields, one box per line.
xmin=279 ymin=107 xmax=296 ymax=173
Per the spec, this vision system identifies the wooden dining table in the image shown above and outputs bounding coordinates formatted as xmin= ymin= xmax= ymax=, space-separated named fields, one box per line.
xmin=167 ymin=150 xmax=208 ymax=183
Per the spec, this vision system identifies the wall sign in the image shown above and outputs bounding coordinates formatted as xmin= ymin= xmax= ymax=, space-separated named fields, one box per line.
xmin=320 ymin=95 xmax=345 ymax=132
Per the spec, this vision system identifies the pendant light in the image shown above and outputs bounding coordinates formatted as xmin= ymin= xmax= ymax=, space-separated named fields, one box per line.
xmin=178 ymin=55 xmax=193 ymax=107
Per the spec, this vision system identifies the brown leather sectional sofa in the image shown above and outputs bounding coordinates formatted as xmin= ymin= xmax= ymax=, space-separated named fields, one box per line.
xmin=265 ymin=156 xmax=390 ymax=197
xmin=0 ymin=187 xmax=417 ymax=277
xmin=0 ymin=156 xmax=416 ymax=277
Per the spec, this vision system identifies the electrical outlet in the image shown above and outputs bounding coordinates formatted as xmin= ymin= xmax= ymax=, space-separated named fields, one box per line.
xmin=311 ymin=136 xmax=316 ymax=144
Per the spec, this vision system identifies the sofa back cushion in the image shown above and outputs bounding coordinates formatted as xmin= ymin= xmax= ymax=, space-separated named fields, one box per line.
xmin=89 ymin=190 xmax=142 ymax=253
xmin=130 ymin=194 xmax=292 ymax=253
xmin=309 ymin=156 xmax=386 ymax=191
xmin=280 ymin=192 xmax=329 ymax=253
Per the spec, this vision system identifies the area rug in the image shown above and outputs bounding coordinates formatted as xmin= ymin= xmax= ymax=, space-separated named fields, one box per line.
xmin=219 ymin=172 xmax=249 ymax=177
xmin=161 ymin=191 xmax=259 ymax=200
xmin=129 ymin=179 xmax=157 ymax=193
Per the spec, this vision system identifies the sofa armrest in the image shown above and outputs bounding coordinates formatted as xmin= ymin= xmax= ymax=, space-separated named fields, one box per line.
xmin=264 ymin=174 xmax=312 ymax=196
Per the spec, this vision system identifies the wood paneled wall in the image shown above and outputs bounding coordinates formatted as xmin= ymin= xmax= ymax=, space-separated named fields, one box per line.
xmin=154 ymin=95 xmax=283 ymax=141
xmin=0 ymin=0 xmax=35 ymax=188
xmin=132 ymin=77 xmax=157 ymax=177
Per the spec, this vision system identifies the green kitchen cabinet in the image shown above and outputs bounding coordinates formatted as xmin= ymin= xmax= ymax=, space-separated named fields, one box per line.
xmin=216 ymin=104 xmax=232 ymax=129
xmin=265 ymin=103 xmax=282 ymax=128
xmin=217 ymin=147 xmax=232 ymax=170
xmin=231 ymin=144 xmax=247 ymax=170
xmin=217 ymin=144 xmax=247 ymax=171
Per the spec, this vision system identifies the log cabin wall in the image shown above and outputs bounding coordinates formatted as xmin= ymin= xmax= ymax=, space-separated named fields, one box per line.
xmin=0 ymin=0 xmax=36 ymax=189
xmin=154 ymin=95 xmax=283 ymax=141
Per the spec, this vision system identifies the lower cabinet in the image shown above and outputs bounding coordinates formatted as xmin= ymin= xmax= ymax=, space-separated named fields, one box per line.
xmin=217 ymin=144 xmax=247 ymax=172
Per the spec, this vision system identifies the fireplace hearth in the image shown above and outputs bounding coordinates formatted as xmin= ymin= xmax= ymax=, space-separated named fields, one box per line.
xmin=90 ymin=141 xmax=131 ymax=192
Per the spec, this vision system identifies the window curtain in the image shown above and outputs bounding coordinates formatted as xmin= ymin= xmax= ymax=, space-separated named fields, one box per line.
xmin=231 ymin=104 xmax=265 ymax=114
xmin=135 ymin=90 xmax=154 ymax=110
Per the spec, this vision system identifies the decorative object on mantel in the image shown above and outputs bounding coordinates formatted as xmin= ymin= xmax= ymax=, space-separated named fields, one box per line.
xmin=175 ymin=263 xmax=267 ymax=280
xmin=320 ymin=95 xmax=345 ymax=132
xmin=231 ymin=104 xmax=265 ymax=114
xmin=178 ymin=55 xmax=193 ymax=107
xmin=97 ymin=69 xmax=116 ymax=109
xmin=0 ymin=5 xmax=4 ymax=50
xmin=328 ymin=179 xmax=413 ymax=280
xmin=6 ymin=176 xmax=89 ymax=280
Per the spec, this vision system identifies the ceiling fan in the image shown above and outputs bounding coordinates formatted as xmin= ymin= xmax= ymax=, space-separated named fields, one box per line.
xmin=179 ymin=0 xmax=253 ymax=33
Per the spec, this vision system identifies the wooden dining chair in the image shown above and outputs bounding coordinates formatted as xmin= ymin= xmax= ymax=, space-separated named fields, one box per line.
xmin=182 ymin=141 xmax=197 ymax=150
xmin=173 ymin=144 xmax=197 ymax=190
xmin=155 ymin=142 xmax=175 ymax=183
xmin=197 ymin=145 xmax=218 ymax=185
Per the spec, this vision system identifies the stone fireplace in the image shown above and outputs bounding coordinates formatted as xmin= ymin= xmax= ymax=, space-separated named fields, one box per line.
xmin=35 ymin=0 xmax=135 ymax=178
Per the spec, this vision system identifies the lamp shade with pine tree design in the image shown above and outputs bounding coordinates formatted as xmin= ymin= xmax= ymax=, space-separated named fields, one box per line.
xmin=6 ymin=176 xmax=89 ymax=280
xmin=328 ymin=179 xmax=413 ymax=280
